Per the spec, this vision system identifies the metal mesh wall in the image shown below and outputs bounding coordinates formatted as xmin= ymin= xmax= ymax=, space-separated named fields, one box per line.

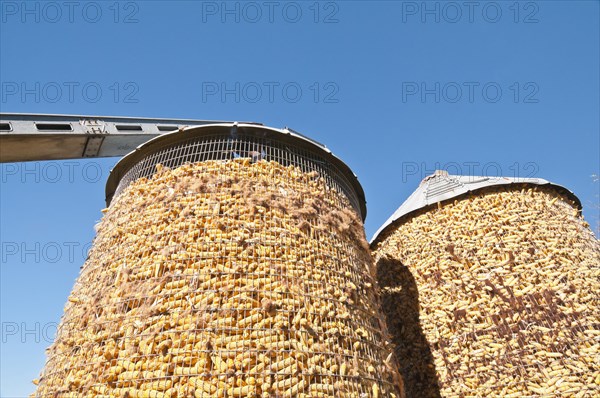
xmin=109 ymin=133 xmax=363 ymax=216
xmin=373 ymin=185 xmax=600 ymax=398
xmin=34 ymin=135 xmax=404 ymax=398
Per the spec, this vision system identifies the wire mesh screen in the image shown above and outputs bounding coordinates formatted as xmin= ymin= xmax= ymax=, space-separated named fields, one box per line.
xmin=373 ymin=185 xmax=600 ymax=398
xmin=34 ymin=135 xmax=404 ymax=398
xmin=109 ymin=133 xmax=363 ymax=216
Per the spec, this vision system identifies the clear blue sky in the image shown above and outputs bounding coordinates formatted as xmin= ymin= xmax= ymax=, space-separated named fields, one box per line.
xmin=1 ymin=1 xmax=598 ymax=396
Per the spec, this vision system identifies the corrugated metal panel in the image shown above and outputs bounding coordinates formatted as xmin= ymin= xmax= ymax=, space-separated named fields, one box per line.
xmin=371 ymin=170 xmax=582 ymax=244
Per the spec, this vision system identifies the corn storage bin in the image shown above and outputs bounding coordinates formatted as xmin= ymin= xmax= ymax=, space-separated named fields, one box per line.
xmin=372 ymin=171 xmax=600 ymax=398
xmin=34 ymin=124 xmax=404 ymax=398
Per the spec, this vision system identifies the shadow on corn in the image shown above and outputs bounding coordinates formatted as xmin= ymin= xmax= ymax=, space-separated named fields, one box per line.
xmin=376 ymin=256 xmax=442 ymax=398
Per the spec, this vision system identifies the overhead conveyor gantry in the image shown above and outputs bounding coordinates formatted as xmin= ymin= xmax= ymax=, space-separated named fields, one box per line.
xmin=0 ymin=113 xmax=263 ymax=163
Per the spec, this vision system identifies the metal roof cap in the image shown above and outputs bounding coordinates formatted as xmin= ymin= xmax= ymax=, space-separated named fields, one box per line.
xmin=370 ymin=170 xmax=582 ymax=245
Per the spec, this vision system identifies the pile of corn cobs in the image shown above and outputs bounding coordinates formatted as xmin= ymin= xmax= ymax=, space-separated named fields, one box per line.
xmin=374 ymin=186 xmax=600 ymax=398
xmin=35 ymin=159 xmax=403 ymax=398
